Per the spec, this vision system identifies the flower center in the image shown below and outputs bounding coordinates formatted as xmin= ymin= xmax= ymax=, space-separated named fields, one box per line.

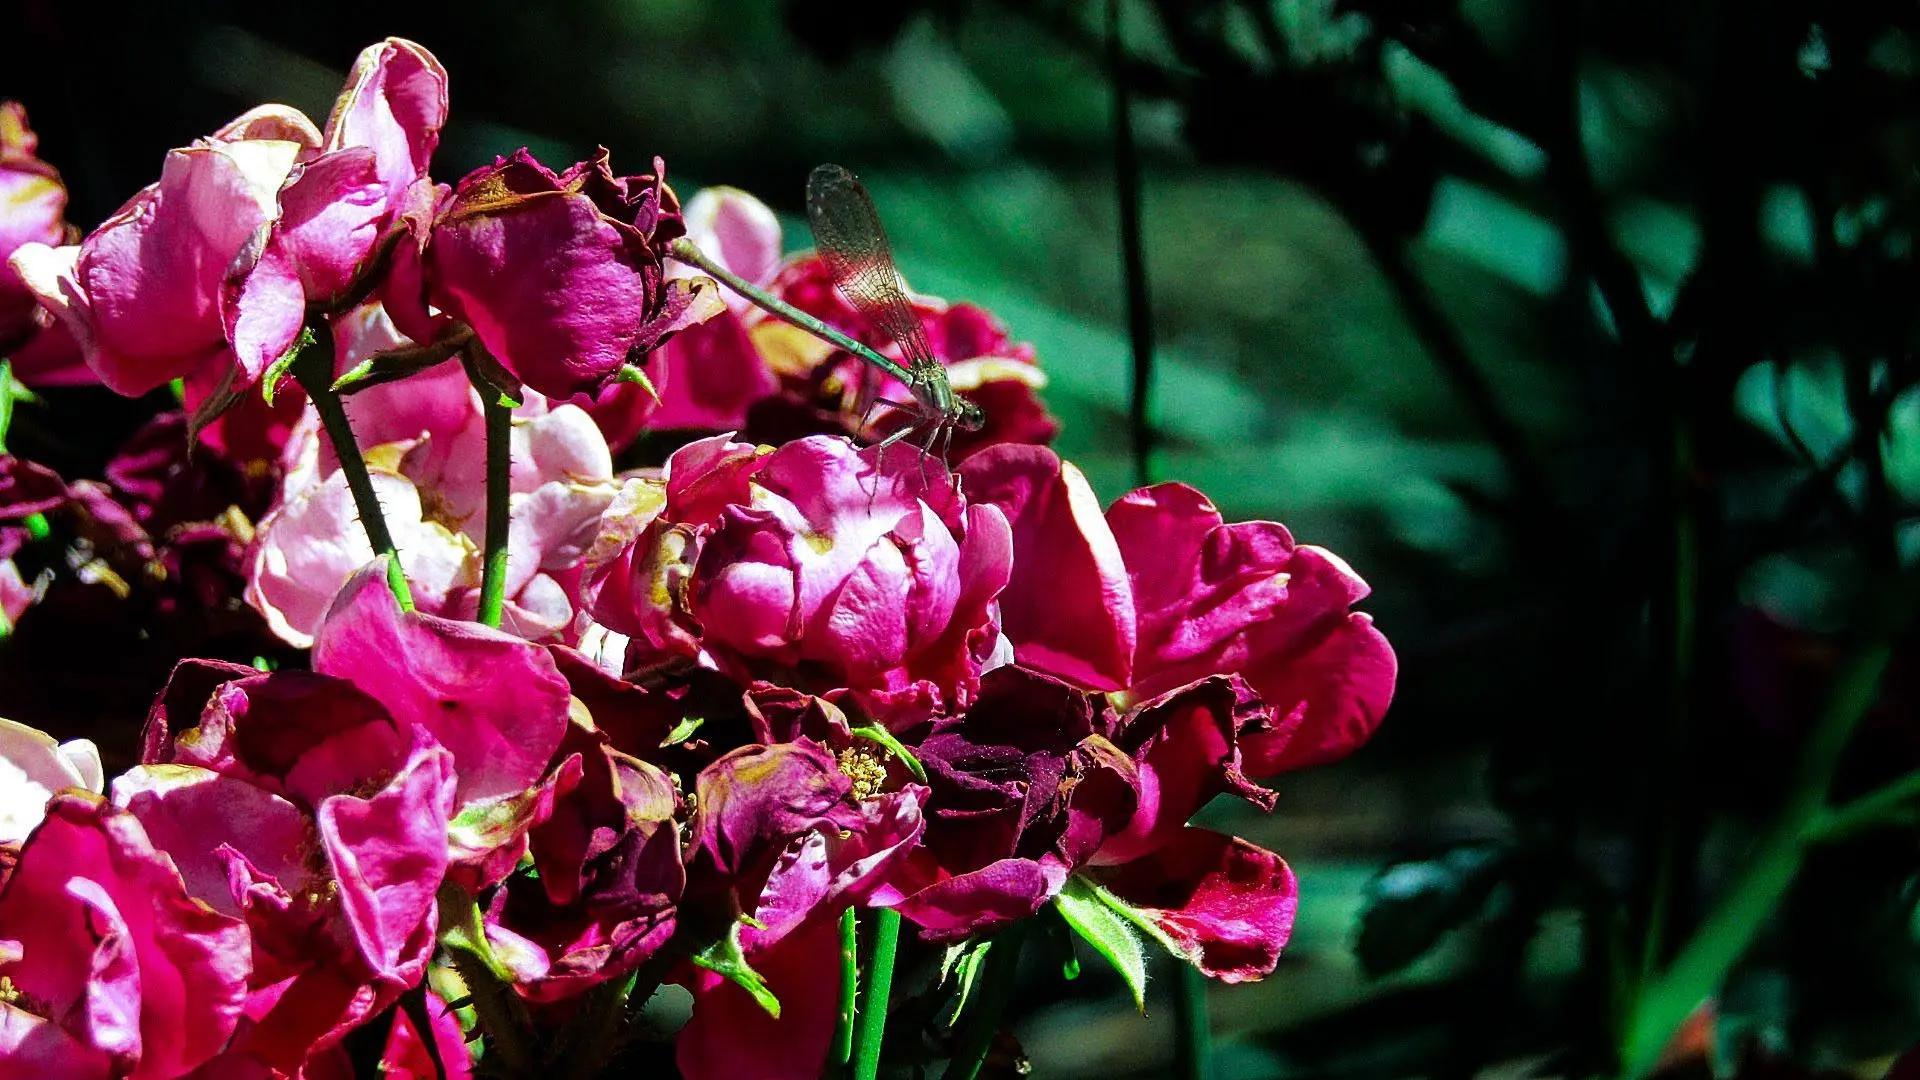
xmin=836 ymin=745 xmax=889 ymax=801
xmin=0 ymin=974 xmax=49 ymax=1017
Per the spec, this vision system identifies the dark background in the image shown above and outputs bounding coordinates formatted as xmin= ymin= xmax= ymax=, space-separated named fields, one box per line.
xmin=10 ymin=1 xmax=1920 ymax=1076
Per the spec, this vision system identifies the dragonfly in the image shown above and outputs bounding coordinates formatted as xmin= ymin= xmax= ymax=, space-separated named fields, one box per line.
xmin=665 ymin=164 xmax=984 ymax=467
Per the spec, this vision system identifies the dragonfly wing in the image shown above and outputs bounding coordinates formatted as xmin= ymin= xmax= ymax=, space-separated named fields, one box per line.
xmin=805 ymin=164 xmax=941 ymax=380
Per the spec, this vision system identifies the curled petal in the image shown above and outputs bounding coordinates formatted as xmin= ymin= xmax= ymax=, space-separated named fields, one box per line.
xmin=1096 ymin=828 xmax=1297 ymax=983
xmin=311 ymin=559 xmax=570 ymax=807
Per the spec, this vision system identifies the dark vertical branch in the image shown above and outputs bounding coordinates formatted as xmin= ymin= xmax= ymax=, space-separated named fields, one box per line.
xmin=1111 ymin=4 xmax=1210 ymax=1076
xmin=1110 ymin=0 xmax=1156 ymax=490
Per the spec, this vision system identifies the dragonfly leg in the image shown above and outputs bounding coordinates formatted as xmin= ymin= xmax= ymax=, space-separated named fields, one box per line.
xmin=930 ymin=422 xmax=959 ymax=496
xmin=863 ymin=397 xmax=917 ymax=434
xmin=865 ymin=419 xmax=925 ymax=511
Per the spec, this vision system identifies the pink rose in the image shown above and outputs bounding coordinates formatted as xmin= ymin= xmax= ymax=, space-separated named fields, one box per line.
xmin=0 ymin=793 xmax=251 ymax=1078
xmin=123 ymin=662 xmax=457 ymax=1072
xmin=405 ymin=148 xmax=721 ymax=400
xmin=959 ymin=445 xmax=1396 ymax=775
xmin=247 ymin=316 xmax=621 ymax=646
xmin=10 ymin=39 xmax=448 ymax=399
xmin=0 ymin=716 xmax=102 ymax=845
xmin=0 ymin=103 xmax=85 ymax=387
xmin=586 ymin=434 xmax=1013 ymax=724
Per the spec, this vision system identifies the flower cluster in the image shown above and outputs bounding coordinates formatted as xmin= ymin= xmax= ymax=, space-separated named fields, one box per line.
xmin=0 ymin=38 xmax=1395 ymax=1080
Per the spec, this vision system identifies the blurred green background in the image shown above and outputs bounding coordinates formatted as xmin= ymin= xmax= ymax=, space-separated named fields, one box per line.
xmin=14 ymin=0 xmax=1920 ymax=1077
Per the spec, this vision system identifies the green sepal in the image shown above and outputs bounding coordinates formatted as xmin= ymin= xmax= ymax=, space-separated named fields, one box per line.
xmin=435 ymin=881 xmax=514 ymax=983
xmin=0 ymin=360 xmax=40 ymax=453
xmin=614 ymin=362 xmax=660 ymax=403
xmin=850 ymin=723 xmax=929 ymax=783
xmin=1054 ymin=875 xmax=1151 ymax=1012
xmin=689 ymin=920 xmax=781 ymax=1018
xmin=663 ymin=714 xmax=706 ymax=746
xmin=186 ymin=363 xmax=245 ymax=450
xmin=461 ymin=344 xmax=523 ymax=409
xmin=332 ymin=333 xmax=467 ymax=395
xmin=262 ymin=325 xmax=317 ymax=405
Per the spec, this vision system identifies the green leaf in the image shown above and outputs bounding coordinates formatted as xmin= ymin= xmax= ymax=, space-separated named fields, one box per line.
xmin=849 ymin=723 xmax=929 ymax=782
xmin=1054 ymin=875 xmax=1150 ymax=1012
xmin=689 ymin=921 xmax=781 ymax=1018
xmin=1353 ymin=845 xmax=1507 ymax=978
xmin=663 ymin=714 xmax=706 ymax=746
xmin=939 ymin=938 xmax=993 ymax=1027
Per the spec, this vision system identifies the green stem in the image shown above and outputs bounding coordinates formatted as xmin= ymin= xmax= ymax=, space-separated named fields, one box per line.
xmin=835 ymin=907 xmax=860 ymax=1068
xmin=853 ymin=907 xmax=901 ymax=1080
xmin=665 ymin=237 xmax=914 ymax=385
xmin=1620 ymin=629 xmax=1901 ymax=1078
xmin=944 ymin=921 xmax=1027 ymax=1080
xmin=437 ymin=884 xmax=536 ymax=1072
xmin=471 ymin=361 xmax=512 ymax=630
xmin=1807 ymin=766 xmax=1920 ymax=843
xmin=1170 ymin=963 xmax=1213 ymax=1080
xmin=550 ymin=969 xmax=637 ymax=1076
xmin=292 ymin=320 xmax=414 ymax=611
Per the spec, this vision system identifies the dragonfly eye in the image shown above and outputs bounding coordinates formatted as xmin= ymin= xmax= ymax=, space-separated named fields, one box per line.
xmin=957 ymin=399 xmax=986 ymax=432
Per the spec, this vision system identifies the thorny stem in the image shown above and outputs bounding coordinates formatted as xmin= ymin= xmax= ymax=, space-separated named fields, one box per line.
xmin=291 ymin=318 xmax=414 ymax=611
xmin=396 ymin=984 xmax=448 ymax=1080
xmin=467 ymin=355 xmax=513 ymax=630
xmin=437 ymin=883 xmax=536 ymax=1073
xmin=853 ymin=907 xmax=901 ymax=1080
xmin=550 ymin=969 xmax=639 ymax=1077
xmin=665 ymin=237 xmax=915 ymax=385
xmin=1357 ymin=228 xmax=1558 ymax=517
xmin=1110 ymin=6 xmax=1207 ymax=1072
xmin=1170 ymin=964 xmax=1214 ymax=1080
xmin=943 ymin=921 xmax=1027 ymax=1080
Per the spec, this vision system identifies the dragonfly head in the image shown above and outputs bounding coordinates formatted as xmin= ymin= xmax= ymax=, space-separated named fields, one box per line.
xmin=954 ymin=397 xmax=986 ymax=432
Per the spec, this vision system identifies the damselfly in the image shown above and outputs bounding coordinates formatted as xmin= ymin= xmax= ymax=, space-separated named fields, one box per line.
xmin=665 ymin=164 xmax=984 ymax=463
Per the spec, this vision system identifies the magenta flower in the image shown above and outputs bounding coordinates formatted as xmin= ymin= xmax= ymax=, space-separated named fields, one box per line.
xmin=122 ymin=661 xmax=456 ymax=1071
xmin=585 ymin=186 xmax=783 ymax=446
xmin=310 ymin=560 xmax=573 ymax=883
xmin=958 ymin=444 xmax=1396 ymax=775
xmin=885 ymin=666 xmax=1300 ymax=981
xmin=397 ymin=148 xmax=721 ymax=401
xmin=10 ymin=39 xmax=447 ymax=400
xmin=587 ymin=434 xmax=1013 ymax=724
xmin=10 ymin=106 xmax=321 ymax=397
xmin=377 ymin=988 xmax=472 ymax=1080
xmin=0 ymin=717 xmax=102 ymax=846
xmin=223 ymin=39 xmax=449 ymax=381
xmin=675 ymin=740 xmax=926 ymax=1080
xmin=479 ymin=650 xmax=686 ymax=1001
xmin=0 ymin=103 xmax=85 ymax=387
xmin=0 ymin=792 xmax=252 ymax=1079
